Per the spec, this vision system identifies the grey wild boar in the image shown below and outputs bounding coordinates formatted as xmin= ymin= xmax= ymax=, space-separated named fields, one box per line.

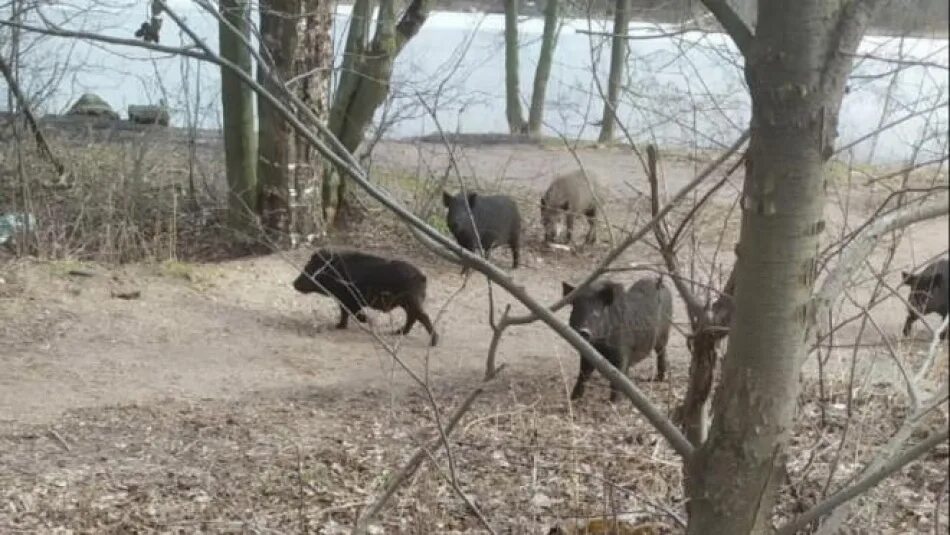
xmin=562 ymin=277 xmax=673 ymax=401
xmin=541 ymin=170 xmax=599 ymax=245
xmin=901 ymin=256 xmax=949 ymax=340
xmin=442 ymin=191 xmax=522 ymax=269
xmin=293 ymin=249 xmax=438 ymax=346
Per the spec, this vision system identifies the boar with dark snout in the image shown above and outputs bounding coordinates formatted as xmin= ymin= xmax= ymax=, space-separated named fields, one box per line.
xmin=562 ymin=277 xmax=672 ymax=402
xmin=442 ymin=191 xmax=522 ymax=270
xmin=541 ymin=170 xmax=600 ymax=245
xmin=901 ymin=256 xmax=949 ymax=340
xmin=293 ymin=249 xmax=439 ymax=346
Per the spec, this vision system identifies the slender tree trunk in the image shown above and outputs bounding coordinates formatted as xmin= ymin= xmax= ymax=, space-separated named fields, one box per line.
xmin=526 ymin=0 xmax=558 ymax=136
xmin=597 ymin=0 xmax=628 ymax=143
xmin=686 ymin=1 xmax=883 ymax=532
xmin=257 ymin=0 xmax=298 ymax=238
xmin=219 ymin=0 xmax=258 ymax=230
xmin=503 ymin=0 xmax=526 ymax=134
xmin=291 ymin=0 xmax=332 ymax=239
xmin=325 ymin=0 xmax=430 ymax=228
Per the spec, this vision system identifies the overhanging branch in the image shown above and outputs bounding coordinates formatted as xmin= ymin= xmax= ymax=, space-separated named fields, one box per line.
xmin=699 ymin=0 xmax=753 ymax=57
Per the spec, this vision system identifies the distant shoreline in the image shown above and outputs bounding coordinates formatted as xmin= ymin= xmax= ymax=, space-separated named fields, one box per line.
xmin=334 ymin=2 xmax=949 ymax=39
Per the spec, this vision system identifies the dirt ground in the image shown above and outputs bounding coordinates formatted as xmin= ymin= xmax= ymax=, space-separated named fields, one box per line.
xmin=0 ymin=139 xmax=947 ymax=533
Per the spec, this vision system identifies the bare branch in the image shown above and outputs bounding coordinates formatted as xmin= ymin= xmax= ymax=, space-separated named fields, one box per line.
xmin=776 ymin=425 xmax=950 ymax=535
xmin=835 ymin=99 xmax=948 ymax=156
xmin=698 ymin=0 xmax=753 ymax=57
xmin=810 ymin=197 xmax=950 ymax=345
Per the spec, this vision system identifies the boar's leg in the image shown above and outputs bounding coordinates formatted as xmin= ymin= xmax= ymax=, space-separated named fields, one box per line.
xmin=654 ymin=345 xmax=668 ymax=381
xmin=902 ymin=312 xmax=916 ymax=337
xmin=609 ymin=347 xmax=631 ymax=403
xmin=336 ymin=299 xmax=364 ymax=329
xmin=336 ymin=305 xmax=350 ymax=329
xmin=390 ymin=299 xmax=439 ymax=346
xmin=411 ymin=302 xmax=439 ymax=346
xmin=570 ymin=356 xmax=594 ymax=400
xmin=653 ymin=329 xmax=670 ymax=381
xmin=510 ymin=234 xmax=520 ymax=269
xmin=583 ymin=207 xmax=597 ymax=244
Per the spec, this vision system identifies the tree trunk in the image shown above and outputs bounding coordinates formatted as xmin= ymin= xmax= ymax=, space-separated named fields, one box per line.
xmin=325 ymin=0 xmax=430 ymax=228
xmin=322 ymin=0 xmax=375 ymax=224
xmin=686 ymin=1 xmax=882 ymax=532
xmin=257 ymin=0 xmax=299 ymax=238
xmin=219 ymin=0 xmax=258 ymax=230
xmin=597 ymin=0 xmax=628 ymax=143
xmin=290 ymin=0 xmax=333 ymax=240
xmin=503 ymin=0 xmax=526 ymax=134
xmin=526 ymin=0 xmax=558 ymax=136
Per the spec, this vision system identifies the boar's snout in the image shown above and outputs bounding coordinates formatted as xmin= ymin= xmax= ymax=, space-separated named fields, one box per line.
xmin=293 ymin=272 xmax=315 ymax=293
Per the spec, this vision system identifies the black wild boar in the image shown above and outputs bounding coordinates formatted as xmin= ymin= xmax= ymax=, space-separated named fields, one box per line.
xmin=442 ymin=191 xmax=522 ymax=269
xmin=562 ymin=277 xmax=673 ymax=401
xmin=901 ymin=256 xmax=949 ymax=340
xmin=541 ymin=170 xmax=599 ymax=245
xmin=293 ymin=249 xmax=439 ymax=346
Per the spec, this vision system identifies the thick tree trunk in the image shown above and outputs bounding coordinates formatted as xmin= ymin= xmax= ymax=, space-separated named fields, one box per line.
xmin=257 ymin=0 xmax=298 ymax=238
xmin=219 ymin=0 xmax=258 ymax=230
xmin=503 ymin=0 xmax=526 ymax=134
xmin=686 ymin=1 xmax=881 ymax=532
xmin=290 ymin=0 xmax=332 ymax=239
xmin=597 ymin=0 xmax=628 ymax=143
xmin=526 ymin=0 xmax=558 ymax=136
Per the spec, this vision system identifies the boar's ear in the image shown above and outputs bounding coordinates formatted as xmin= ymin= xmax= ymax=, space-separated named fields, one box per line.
xmin=562 ymin=282 xmax=575 ymax=296
xmin=442 ymin=191 xmax=454 ymax=207
xmin=598 ymin=284 xmax=618 ymax=306
xmin=467 ymin=192 xmax=478 ymax=207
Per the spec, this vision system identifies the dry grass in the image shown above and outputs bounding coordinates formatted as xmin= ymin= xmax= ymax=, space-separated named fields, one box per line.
xmin=0 ymin=361 xmax=945 ymax=533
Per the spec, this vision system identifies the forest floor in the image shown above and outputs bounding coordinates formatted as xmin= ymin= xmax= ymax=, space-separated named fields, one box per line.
xmin=0 ymin=138 xmax=947 ymax=533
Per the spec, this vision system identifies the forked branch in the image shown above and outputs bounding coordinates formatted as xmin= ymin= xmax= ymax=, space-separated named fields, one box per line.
xmin=698 ymin=0 xmax=753 ymax=56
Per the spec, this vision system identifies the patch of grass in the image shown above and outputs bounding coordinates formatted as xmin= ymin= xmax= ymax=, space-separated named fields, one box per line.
xmin=156 ymin=260 xmax=219 ymax=291
xmin=158 ymin=259 xmax=197 ymax=281
xmin=47 ymin=259 xmax=98 ymax=277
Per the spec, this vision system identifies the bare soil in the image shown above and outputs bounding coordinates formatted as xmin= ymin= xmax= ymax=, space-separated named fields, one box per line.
xmin=0 ymin=139 xmax=947 ymax=533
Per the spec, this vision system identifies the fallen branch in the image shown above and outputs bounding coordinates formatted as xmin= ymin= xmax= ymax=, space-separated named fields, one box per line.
xmin=352 ymin=377 xmax=496 ymax=534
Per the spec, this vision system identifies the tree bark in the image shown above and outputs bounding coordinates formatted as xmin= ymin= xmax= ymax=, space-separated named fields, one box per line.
xmin=257 ymin=0 xmax=298 ymax=238
xmin=526 ymin=0 xmax=558 ymax=136
xmin=597 ymin=0 xmax=628 ymax=143
xmin=219 ymin=0 xmax=258 ymax=230
xmin=290 ymin=0 xmax=332 ymax=239
xmin=686 ymin=1 xmax=883 ymax=532
xmin=503 ymin=0 xmax=526 ymax=134
xmin=324 ymin=0 xmax=430 ymax=228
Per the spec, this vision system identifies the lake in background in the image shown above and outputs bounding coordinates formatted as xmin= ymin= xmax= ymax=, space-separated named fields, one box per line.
xmin=9 ymin=2 xmax=949 ymax=165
